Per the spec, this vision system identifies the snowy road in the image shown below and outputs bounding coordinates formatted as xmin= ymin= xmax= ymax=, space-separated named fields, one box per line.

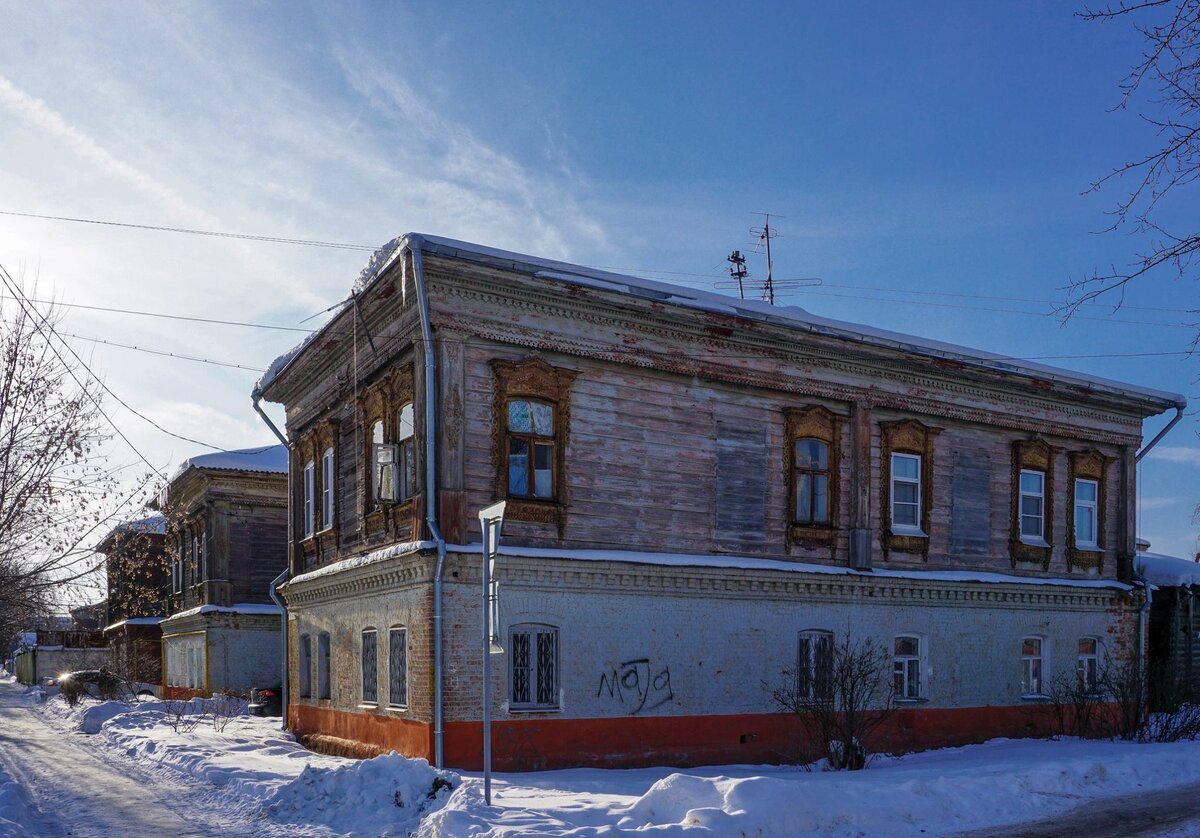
xmin=973 ymin=781 xmax=1200 ymax=838
xmin=0 ymin=681 xmax=286 ymax=837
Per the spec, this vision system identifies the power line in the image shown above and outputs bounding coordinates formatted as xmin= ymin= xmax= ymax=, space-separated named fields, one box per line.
xmin=0 ymin=294 xmax=310 ymax=333
xmin=0 ymin=210 xmax=376 ymax=251
xmin=0 ymin=263 xmax=165 ymax=477
xmin=59 ymin=331 xmax=266 ymax=372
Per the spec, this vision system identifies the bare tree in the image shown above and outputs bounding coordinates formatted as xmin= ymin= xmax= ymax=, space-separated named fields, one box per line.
xmin=770 ymin=633 xmax=897 ymax=770
xmin=0 ymin=288 xmax=157 ymax=651
xmin=1070 ymin=1 xmax=1200 ymax=325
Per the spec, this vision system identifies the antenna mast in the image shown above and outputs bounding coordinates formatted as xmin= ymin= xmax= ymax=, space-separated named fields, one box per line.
xmin=726 ymin=250 xmax=749 ymax=299
xmin=751 ymin=213 xmax=780 ymax=305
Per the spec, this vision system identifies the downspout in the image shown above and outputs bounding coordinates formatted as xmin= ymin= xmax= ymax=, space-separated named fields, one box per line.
xmin=404 ymin=238 xmax=449 ymax=768
xmin=1136 ymin=404 xmax=1185 ymax=463
xmin=254 ymin=392 xmax=292 ymax=731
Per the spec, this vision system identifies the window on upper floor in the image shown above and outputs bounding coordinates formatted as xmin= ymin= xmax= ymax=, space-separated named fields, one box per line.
xmin=893 ymin=634 xmax=924 ymax=700
xmin=397 ymin=404 xmax=416 ymax=502
xmin=361 ymin=628 xmax=378 ymax=705
xmin=303 ymin=459 xmax=316 ymax=538
xmin=795 ymin=440 xmax=830 ymax=524
xmin=370 ymin=419 xmax=388 ymax=505
xmin=172 ymin=535 xmax=184 ymax=594
xmin=1019 ymin=469 xmax=1046 ymax=542
xmin=1021 ymin=636 xmax=1046 ymax=697
xmin=191 ymin=533 xmax=202 ymax=583
xmin=1074 ymin=478 xmax=1099 ymax=549
xmin=797 ymin=630 xmax=834 ymax=703
xmin=510 ymin=623 xmax=558 ymax=711
xmin=507 ymin=400 xmax=556 ymax=499
xmin=784 ymin=406 xmax=842 ymax=548
xmin=388 ymin=626 xmax=408 ymax=709
xmin=320 ymin=447 xmax=335 ymax=531
xmin=890 ymin=453 xmax=922 ymax=532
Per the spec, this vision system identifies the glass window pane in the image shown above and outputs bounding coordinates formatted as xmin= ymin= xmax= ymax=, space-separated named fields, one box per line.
xmin=906 ymin=661 xmax=920 ymax=697
xmin=1076 ymin=506 xmax=1096 ymax=542
xmin=533 ymin=443 xmax=553 ymax=498
xmin=1022 ymin=638 xmax=1041 ymax=656
xmin=1076 ymin=479 xmax=1097 ymax=502
xmin=812 ymin=475 xmax=828 ymax=524
xmin=895 ymin=636 xmax=918 ymax=656
xmin=894 ymin=502 xmax=918 ymax=527
xmin=894 ymin=482 xmax=917 ymax=504
xmin=1020 ymin=471 xmax=1043 ymax=494
xmin=398 ymin=404 xmax=414 ymax=441
xmin=795 ymin=473 xmax=812 ymax=523
xmin=536 ymin=631 xmax=557 ymax=705
xmin=508 ymin=400 xmax=532 ymax=433
xmin=1079 ymin=638 xmax=1096 ymax=655
xmin=511 ymin=631 xmax=531 ymax=704
xmin=389 ymin=629 xmax=407 ymax=707
xmin=362 ymin=631 xmax=378 ymax=703
xmin=892 ymin=454 xmax=919 ymax=480
xmin=1021 ymin=515 xmax=1042 ymax=538
xmin=1021 ymin=495 xmax=1043 ymax=517
xmin=509 ymin=438 xmax=529 ymax=495
xmin=795 ymin=439 xmax=828 ymax=470
xmin=372 ymin=420 xmax=384 ymax=445
xmin=531 ymin=403 xmax=554 ymax=436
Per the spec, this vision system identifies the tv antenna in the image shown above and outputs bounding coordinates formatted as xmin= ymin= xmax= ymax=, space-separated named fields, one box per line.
xmin=715 ymin=213 xmax=822 ymax=304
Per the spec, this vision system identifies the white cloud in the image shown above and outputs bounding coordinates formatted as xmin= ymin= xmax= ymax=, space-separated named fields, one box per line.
xmin=1147 ymin=446 xmax=1200 ymax=467
xmin=1140 ymin=496 xmax=1184 ymax=512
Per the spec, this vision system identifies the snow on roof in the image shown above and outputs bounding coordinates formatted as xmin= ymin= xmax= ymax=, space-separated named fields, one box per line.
xmin=170 ymin=445 xmax=288 ymax=483
xmin=162 ymin=603 xmax=282 ymax=622
xmin=102 ymin=617 xmax=165 ymax=633
xmin=1137 ymin=550 xmax=1200 ymax=588
xmin=257 ymin=233 xmax=1186 ymax=411
xmin=288 ymin=538 xmax=1129 ymax=592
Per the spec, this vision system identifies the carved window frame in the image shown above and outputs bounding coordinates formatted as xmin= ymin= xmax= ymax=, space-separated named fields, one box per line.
xmin=1067 ymin=449 xmax=1108 ymax=573
xmin=1010 ymin=438 xmax=1055 ymax=569
xmin=879 ymin=418 xmax=939 ymax=560
xmin=784 ymin=406 xmax=842 ymax=549
xmin=490 ymin=357 xmax=578 ymax=533
xmin=295 ymin=418 xmax=340 ymax=560
xmin=358 ymin=364 xmax=416 ymax=536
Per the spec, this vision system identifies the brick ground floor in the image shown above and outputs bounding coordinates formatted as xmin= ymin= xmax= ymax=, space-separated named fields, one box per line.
xmin=281 ymin=545 xmax=1141 ymax=770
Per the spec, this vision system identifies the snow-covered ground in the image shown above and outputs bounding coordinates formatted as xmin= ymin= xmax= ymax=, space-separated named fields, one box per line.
xmin=4 ymin=668 xmax=1200 ymax=837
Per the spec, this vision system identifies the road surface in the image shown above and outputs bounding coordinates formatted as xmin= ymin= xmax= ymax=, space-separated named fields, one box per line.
xmin=972 ymin=780 xmax=1200 ymax=837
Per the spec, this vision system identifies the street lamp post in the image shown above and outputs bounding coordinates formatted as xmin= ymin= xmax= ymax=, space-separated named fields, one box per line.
xmin=478 ymin=500 xmax=506 ymax=806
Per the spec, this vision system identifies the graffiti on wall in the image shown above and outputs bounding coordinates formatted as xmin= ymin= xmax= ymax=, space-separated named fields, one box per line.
xmin=597 ymin=658 xmax=674 ymax=715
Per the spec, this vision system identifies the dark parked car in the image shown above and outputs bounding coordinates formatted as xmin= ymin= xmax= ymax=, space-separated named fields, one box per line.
xmin=248 ymin=685 xmax=283 ymax=717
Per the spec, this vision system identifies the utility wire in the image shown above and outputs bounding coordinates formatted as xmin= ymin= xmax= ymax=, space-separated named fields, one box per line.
xmin=0 ymin=294 xmax=310 ymax=333
xmin=58 ymin=331 xmax=266 ymax=372
xmin=0 ymin=263 xmax=165 ymax=477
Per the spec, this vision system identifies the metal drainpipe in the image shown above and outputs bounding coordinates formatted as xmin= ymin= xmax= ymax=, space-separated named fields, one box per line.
xmin=254 ymin=392 xmax=291 ymax=731
xmin=1136 ymin=404 xmax=1185 ymax=462
xmin=403 ymin=237 xmax=449 ymax=769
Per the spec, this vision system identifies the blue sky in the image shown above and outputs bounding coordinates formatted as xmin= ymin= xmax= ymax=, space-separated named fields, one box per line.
xmin=1 ymin=1 xmax=1197 ymax=561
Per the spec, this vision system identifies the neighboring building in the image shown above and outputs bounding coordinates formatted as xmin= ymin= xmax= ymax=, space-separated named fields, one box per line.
xmin=259 ymin=233 xmax=1183 ymax=770
xmin=98 ymin=515 xmax=170 ymax=686
xmin=158 ymin=447 xmax=288 ymax=699
xmin=1137 ymin=543 xmax=1200 ymax=701
xmin=12 ymin=615 xmax=109 ymax=685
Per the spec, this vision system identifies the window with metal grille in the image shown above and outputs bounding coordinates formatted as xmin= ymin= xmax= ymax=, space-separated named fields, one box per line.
xmin=510 ymin=623 xmax=558 ymax=710
xmin=1021 ymin=636 xmax=1045 ymax=696
xmin=389 ymin=626 xmax=408 ymax=708
xmin=797 ymin=630 xmax=834 ymax=702
xmin=893 ymin=634 xmax=922 ymax=699
xmin=317 ymin=632 xmax=331 ymax=700
xmin=361 ymin=629 xmax=378 ymax=704
xmin=299 ymin=634 xmax=311 ymax=698
xmin=506 ymin=401 xmax=555 ymax=499
xmin=794 ymin=440 xmax=830 ymax=525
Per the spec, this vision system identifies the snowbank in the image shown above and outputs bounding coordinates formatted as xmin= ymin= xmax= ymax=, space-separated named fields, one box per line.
xmin=268 ymin=752 xmax=457 ymax=836
xmin=0 ymin=760 xmax=38 ymax=837
xmin=420 ymin=738 xmax=1200 ymax=837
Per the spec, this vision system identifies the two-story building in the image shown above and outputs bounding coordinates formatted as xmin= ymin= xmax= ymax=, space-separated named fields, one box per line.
xmin=98 ymin=514 xmax=170 ymax=686
xmin=158 ymin=447 xmax=288 ymax=698
xmin=258 ymin=233 xmax=1184 ymax=770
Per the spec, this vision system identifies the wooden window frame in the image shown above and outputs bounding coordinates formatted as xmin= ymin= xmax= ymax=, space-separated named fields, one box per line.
xmin=490 ymin=358 xmax=578 ymax=534
xmin=358 ymin=365 xmax=416 ymax=536
xmin=1021 ymin=636 xmax=1046 ymax=698
xmin=784 ymin=406 xmax=842 ymax=549
xmin=893 ymin=634 xmax=924 ymax=701
xmin=303 ymin=459 xmax=316 ymax=538
xmin=1010 ymin=438 xmax=1055 ymax=569
xmin=1067 ymin=449 xmax=1108 ymax=573
xmin=321 ymin=447 xmax=335 ymax=532
xmin=295 ymin=419 xmax=340 ymax=560
xmin=1018 ymin=468 xmax=1046 ymax=543
xmin=879 ymin=419 xmax=939 ymax=560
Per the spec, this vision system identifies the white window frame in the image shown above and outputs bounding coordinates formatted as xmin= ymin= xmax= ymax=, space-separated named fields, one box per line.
xmin=1074 ymin=478 xmax=1099 ymax=549
xmin=797 ymin=630 xmax=834 ymax=703
xmin=299 ymin=633 xmax=312 ymax=698
xmin=303 ymin=459 xmax=315 ymax=538
xmin=1021 ymin=636 xmax=1046 ymax=697
xmin=890 ymin=453 xmax=923 ymax=535
xmin=388 ymin=626 xmax=408 ymax=709
xmin=1077 ymin=636 xmax=1100 ymax=693
xmin=1019 ymin=469 xmax=1046 ymax=544
xmin=893 ymin=634 xmax=924 ymax=700
xmin=190 ymin=534 xmax=200 ymax=586
xmin=320 ymin=447 xmax=335 ymax=532
xmin=509 ymin=623 xmax=559 ymax=711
